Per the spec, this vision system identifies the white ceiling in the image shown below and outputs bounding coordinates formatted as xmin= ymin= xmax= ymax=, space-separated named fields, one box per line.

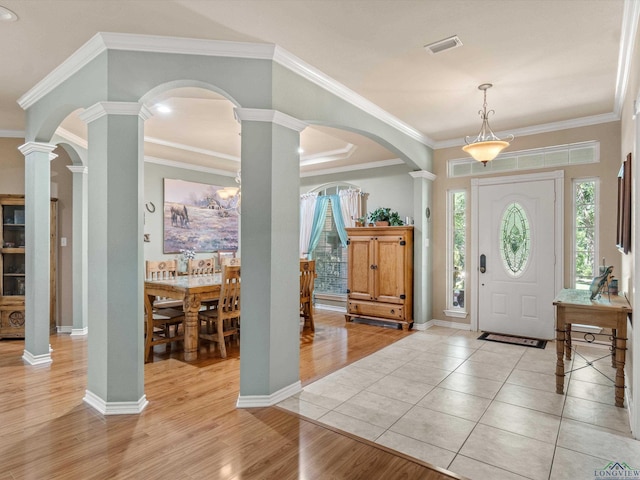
xmin=0 ymin=0 xmax=631 ymax=175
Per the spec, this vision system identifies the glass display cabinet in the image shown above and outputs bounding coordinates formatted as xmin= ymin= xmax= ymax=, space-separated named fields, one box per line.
xmin=0 ymin=195 xmax=57 ymax=339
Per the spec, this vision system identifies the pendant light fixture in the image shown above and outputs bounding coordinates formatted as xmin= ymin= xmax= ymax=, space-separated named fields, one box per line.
xmin=462 ymin=83 xmax=513 ymax=166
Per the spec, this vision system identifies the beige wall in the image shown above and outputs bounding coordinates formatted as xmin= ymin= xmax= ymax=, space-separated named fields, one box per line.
xmin=618 ymin=21 xmax=640 ymax=420
xmin=0 ymin=138 xmax=25 ymax=194
xmin=432 ymin=121 xmax=621 ymax=325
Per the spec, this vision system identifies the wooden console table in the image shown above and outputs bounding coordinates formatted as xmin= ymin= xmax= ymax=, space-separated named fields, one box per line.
xmin=553 ymin=288 xmax=631 ymax=407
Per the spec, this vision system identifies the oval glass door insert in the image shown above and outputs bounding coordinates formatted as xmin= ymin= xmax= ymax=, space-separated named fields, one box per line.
xmin=500 ymin=202 xmax=530 ymax=276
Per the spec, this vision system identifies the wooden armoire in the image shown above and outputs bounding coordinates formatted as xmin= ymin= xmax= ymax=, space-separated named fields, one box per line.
xmin=345 ymin=226 xmax=413 ymax=330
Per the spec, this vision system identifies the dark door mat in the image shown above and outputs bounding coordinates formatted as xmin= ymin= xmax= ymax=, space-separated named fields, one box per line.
xmin=478 ymin=332 xmax=547 ymax=349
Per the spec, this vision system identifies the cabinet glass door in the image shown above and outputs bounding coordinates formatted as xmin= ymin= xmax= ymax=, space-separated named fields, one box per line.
xmin=2 ymin=204 xmax=26 ymax=297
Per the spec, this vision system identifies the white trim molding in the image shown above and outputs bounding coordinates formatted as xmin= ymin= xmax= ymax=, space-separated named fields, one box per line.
xmin=70 ymin=327 xmax=89 ymax=336
xmin=78 ymin=102 xmax=151 ymax=124
xmin=18 ymin=141 xmax=58 ymax=159
xmin=470 ymin=170 xmax=564 ymax=333
xmin=234 ymin=108 xmax=308 ymax=132
xmin=409 ymin=170 xmax=437 ymax=181
xmin=301 ymin=158 xmax=404 ymax=178
xmin=236 ymin=381 xmax=302 ymax=408
xmin=67 ymin=165 xmax=88 ymax=175
xmin=83 ymin=390 xmax=149 ymax=415
xmin=18 ymin=32 xmax=430 ymax=147
xmin=419 ymin=319 xmax=472 ymax=331
xmin=22 ymin=348 xmax=53 ymax=365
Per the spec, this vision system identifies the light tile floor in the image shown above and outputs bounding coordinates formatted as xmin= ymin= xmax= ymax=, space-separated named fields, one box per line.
xmin=278 ymin=326 xmax=639 ymax=480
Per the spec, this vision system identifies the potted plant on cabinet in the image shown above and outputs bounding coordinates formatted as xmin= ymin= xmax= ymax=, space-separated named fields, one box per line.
xmin=368 ymin=208 xmax=404 ymax=226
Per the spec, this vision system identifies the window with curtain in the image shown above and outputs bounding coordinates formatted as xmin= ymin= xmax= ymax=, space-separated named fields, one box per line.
xmin=309 ymin=184 xmax=361 ymax=297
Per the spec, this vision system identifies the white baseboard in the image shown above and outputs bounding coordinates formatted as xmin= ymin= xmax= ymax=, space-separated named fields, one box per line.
xmin=57 ymin=325 xmax=72 ymax=334
xmin=425 ymin=319 xmax=472 ymax=331
xmin=22 ymin=346 xmax=53 ymax=365
xmin=236 ymin=380 xmax=302 ymax=408
xmin=70 ymin=327 xmax=88 ymax=336
xmin=83 ymin=390 xmax=149 ymax=415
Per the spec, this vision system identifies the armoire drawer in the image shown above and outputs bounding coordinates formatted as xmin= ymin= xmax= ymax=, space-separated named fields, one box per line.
xmin=348 ymin=300 xmax=404 ymax=320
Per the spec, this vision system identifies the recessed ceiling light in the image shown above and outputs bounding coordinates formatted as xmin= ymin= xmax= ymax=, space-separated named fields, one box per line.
xmin=0 ymin=5 xmax=18 ymax=22
xmin=155 ymin=104 xmax=171 ymax=113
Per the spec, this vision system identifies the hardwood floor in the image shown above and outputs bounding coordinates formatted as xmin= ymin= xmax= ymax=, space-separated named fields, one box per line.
xmin=0 ymin=310 xmax=462 ymax=480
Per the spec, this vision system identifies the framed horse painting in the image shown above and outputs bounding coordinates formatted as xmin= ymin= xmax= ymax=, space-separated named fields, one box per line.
xmin=163 ymin=178 xmax=239 ymax=254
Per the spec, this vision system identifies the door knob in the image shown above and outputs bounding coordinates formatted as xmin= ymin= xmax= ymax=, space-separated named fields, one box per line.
xmin=480 ymin=254 xmax=486 ymax=274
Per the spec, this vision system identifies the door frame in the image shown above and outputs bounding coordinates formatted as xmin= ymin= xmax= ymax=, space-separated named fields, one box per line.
xmin=470 ymin=170 xmax=564 ymax=332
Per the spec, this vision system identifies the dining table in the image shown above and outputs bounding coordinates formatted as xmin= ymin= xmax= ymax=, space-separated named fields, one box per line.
xmin=144 ymin=273 xmax=221 ymax=361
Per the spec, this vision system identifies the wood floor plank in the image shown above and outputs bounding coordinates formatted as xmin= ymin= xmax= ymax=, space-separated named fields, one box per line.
xmin=0 ymin=310 xmax=462 ymax=479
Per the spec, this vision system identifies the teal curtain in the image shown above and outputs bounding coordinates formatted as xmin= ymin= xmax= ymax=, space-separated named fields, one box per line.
xmin=307 ymin=196 xmax=330 ymax=255
xmin=329 ymin=194 xmax=348 ymax=247
xmin=307 ymin=195 xmax=349 ymax=256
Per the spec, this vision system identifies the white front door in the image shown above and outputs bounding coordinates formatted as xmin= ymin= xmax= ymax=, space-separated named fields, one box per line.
xmin=476 ymin=175 xmax=559 ymax=339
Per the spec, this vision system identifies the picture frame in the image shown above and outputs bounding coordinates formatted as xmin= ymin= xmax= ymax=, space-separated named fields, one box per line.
xmin=163 ymin=178 xmax=239 ymax=254
xmin=616 ymin=153 xmax=632 ymax=254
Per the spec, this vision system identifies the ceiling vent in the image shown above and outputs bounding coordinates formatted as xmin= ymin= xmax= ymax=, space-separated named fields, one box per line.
xmin=424 ymin=35 xmax=462 ymax=55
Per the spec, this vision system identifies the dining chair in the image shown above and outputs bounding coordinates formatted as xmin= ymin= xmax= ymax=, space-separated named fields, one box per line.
xmin=220 ymin=256 xmax=241 ymax=267
xmin=144 ymin=259 xmax=185 ymax=362
xmin=143 ymin=288 xmax=185 ymax=363
xmin=198 ymin=265 xmax=240 ymax=358
xmin=187 ymin=257 xmax=216 ymax=276
xmin=300 ymin=259 xmax=316 ymax=331
xmin=216 ymin=250 xmax=237 ymax=271
xmin=188 ymin=257 xmax=218 ymax=310
xmin=145 ymin=259 xmax=183 ymax=310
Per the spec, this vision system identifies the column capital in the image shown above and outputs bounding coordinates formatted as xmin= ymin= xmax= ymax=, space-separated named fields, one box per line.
xmin=18 ymin=142 xmax=57 ymax=160
xmin=409 ymin=170 xmax=437 ymax=181
xmin=67 ymin=165 xmax=88 ymax=174
xmin=234 ymin=108 xmax=307 ymax=132
xmin=78 ymin=102 xmax=152 ymax=124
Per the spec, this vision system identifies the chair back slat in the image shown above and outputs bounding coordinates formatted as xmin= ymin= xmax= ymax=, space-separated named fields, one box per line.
xmin=188 ymin=257 xmax=216 ymax=276
xmin=219 ymin=265 xmax=241 ymax=316
xmin=300 ymin=260 xmax=315 ymax=299
xmin=146 ymin=259 xmax=178 ymax=280
xmin=300 ymin=260 xmax=316 ymax=331
xmin=221 ymin=257 xmax=241 ymax=267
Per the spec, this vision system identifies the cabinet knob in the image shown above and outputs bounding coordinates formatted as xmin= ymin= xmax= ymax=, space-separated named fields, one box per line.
xmin=390 ymin=309 xmax=395 ymax=314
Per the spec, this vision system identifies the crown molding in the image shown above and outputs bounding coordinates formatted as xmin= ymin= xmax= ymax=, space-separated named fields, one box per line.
xmin=272 ymin=45 xmax=433 ymax=147
xmin=434 ymin=112 xmax=620 ymax=149
xmin=300 ymin=144 xmax=356 ymax=166
xmin=0 ymin=129 xmax=25 ymax=138
xmin=54 ymin=127 xmax=88 ymax=149
xmin=300 ymin=158 xmax=404 ymax=178
xmin=144 ymin=155 xmax=236 ymax=177
xmin=18 ymin=33 xmax=107 ymax=109
xmin=614 ymin=0 xmax=640 ymax=116
xmin=144 ymin=136 xmax=239 ymax=162
xmin=17 ymin=32 xmax=430 ymax=147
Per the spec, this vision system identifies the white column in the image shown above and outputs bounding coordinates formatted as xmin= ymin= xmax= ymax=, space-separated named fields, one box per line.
xmin=234 ymin=108 xmax=307 ymax=407
xmin=409 ymin=170 xmax=436 ymax=328
xmin=67 ymin=165 xmax=88 ymax=336
xmin=18 ymin=142 xmax=57 ymax=365
xmin=78 ymin=102 xmax=150 ymax=414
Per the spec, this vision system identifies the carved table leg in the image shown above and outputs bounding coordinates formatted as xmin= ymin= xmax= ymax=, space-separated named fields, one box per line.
xmin=565 ymin=323 xmax=572 ymax=360
xmin=183 ymin=293 xmax=201 ymax=362
xmin=556 ymin=322 xmax=566 ymax=395
xmin=614 ymin=332 xmax=627 ymax=408
xmin=611 ymin=328 xmax=617 ymax=368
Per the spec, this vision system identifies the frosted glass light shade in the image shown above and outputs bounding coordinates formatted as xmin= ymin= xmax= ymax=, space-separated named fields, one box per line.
xmin=462 ymin=140 xmax=510 ymax=164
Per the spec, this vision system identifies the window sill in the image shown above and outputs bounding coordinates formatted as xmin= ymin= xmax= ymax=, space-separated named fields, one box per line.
xmin=443 ymin=309 xmax=468 ymax=319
